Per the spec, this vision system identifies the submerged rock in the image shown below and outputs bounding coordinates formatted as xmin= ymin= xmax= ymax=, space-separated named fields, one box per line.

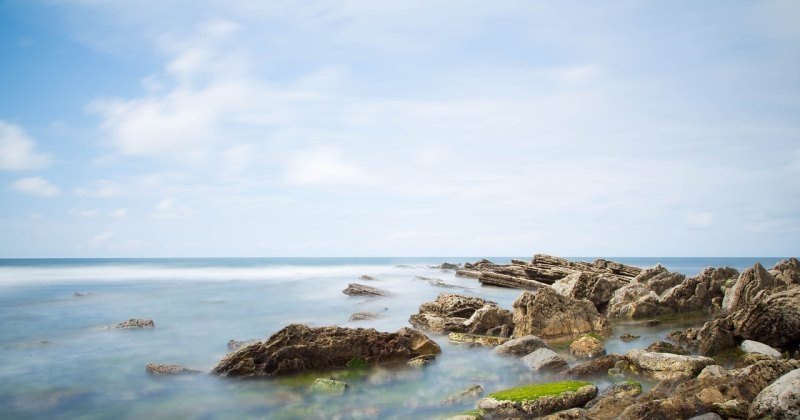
xmin=342 ymin=283 xmax=390 ymax=297
xmin=409 ymin=293 xmax=513 ymax=337
xmin=512 ymin=287 xmax=609 ymax=339
xmin=493 ymin=335 xmax=550 ymax=357
xmin=146 ymin=363 xmax=201 ymax=376
xmin=477 ymin=381 xmax=598 ymax=418
xmin=439 ymin=262 xmax=461 ymax=270
xmin=212 ymin=324 xmax=440 ymax=377
xmin=113 ymin=318 xmax=155 ymax=329
xmin=619 ymin=333 xmax=639 ymax=342
xmin=521 ymin=348 xmax=568 ymax=373
xmin=624 ymin=349 xmax=715 ymax=379
xmin=349 ymin=312 xmax=382 ymax=322
xmin=749 ymin=367 xmax=800 ymax=419
xmin=407 ymin=354 xmax=436 ymax=367
xmin=359 ymin=275 xmax=377 ymax=281
xmin=310 ymin=378 xmax=349 ymax=395
xmin=442 ymin=384 xmax=483 ymax=406
xmin=569 ymin=335 xmax=605 ymax=359
xmin=556 ymin=354 xmax=624 ymax=379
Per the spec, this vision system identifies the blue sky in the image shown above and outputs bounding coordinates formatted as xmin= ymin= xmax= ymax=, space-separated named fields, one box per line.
xmin=0 ymin=0 xmax=798 ymax=257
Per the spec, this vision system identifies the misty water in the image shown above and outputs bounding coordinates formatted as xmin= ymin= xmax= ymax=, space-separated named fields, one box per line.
xmin=0 ymin=257 xmax=784 ymax=419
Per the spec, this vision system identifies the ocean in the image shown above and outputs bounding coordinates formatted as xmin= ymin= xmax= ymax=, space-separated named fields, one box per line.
xmin=0 ymin=257 xmax=785 ymax=419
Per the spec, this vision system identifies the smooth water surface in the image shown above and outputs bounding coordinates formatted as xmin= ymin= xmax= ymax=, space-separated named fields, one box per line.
xmin=0 ymin=257 xmax=784 ymax=419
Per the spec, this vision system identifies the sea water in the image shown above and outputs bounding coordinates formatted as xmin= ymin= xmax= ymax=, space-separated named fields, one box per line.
xmin=0 ymin=257 xmax=785 ymax=419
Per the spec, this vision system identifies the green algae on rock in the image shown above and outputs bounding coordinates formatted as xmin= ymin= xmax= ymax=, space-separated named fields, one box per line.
xmin=310 ymin=378 xmax=348 ymax=395
xmin=478 ymin=381 xmax=597 ymax=418
xmin=488 ymin=381 xmax=592 ymax=402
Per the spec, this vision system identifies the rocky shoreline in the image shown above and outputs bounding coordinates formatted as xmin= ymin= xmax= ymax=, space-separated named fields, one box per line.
xmin=140 ymin=254 xmax=799 ymax=418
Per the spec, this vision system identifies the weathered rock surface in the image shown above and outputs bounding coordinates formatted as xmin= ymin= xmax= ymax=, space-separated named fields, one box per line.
xmin=442 ymin=384 xmax=483 ymax=406
xmin=448 ymin=332 xmax=508 ymax=347
xmin=439 ymin=262 xmax=461 ymax=270
xmin=349 ymin=312 xmax=382 ymax=322
xmin=145 ymin=363 xmax=201 ymax=376
xmin=732 ymin=285 xmax=800 ymax=349
xmin=750 ymin=367 xmax=800 ymax=419
xmin=557 ymin=354 xmax=624 ymax=379
xmin=645 ymin=341 xmax=689 ymax=355
xmin=512 ymin=287 xmax=609 ymax=339
xmin=409 ymin=293 xmax=513 ymax=337
xmin=723 ymin=262 xmax=778 ymax=313
xmin=212 ymin=324 xmax=440 ymax=377
xmin=228 ymin=339 xmax=260 ymax=351
xmin=569 ymin=335 xmax=605 ymax=359
xmin=552 ymin=272 xmax=628 ymax=312
xmin=619 ymin=333 xmax=639 ymax=342
xmin=415 ymin=276 xmax=468 ymax=290
xmin=342 ymin=283 xmax=390 ymax=297
xmin=522 ymin=348 xmax=568 ymax=373
xmin=493 ymin=335 xmax=550 ymax=357
xmin=741 ymin=339 xmax=782 ymax=358
xmin=624 ymin=349 xmax=715 ymax=379
xmin=310 ymin=378 xmax=348 ymax=394
xmin=407 ymin=354 xmax=436 ymax=367
xmin=478 ymin=382 xmax=598 ymax=418
xmin=669 ymin=315 xmax=737 ymax=356
xmin=113 ymin=318 xmax=154 ymax=329
xmin=770 ymin=257 xmax=800 ymax=285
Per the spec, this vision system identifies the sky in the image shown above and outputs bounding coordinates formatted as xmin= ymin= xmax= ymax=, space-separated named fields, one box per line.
xmin=0 ymin=0 xmax=798 ymax=258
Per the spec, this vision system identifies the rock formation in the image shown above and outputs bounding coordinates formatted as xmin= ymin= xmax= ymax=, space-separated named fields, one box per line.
xmin=408 ymin=293 xmax=514 ymax=337
xmin=512 ymin=287 xmax=609 ymax=339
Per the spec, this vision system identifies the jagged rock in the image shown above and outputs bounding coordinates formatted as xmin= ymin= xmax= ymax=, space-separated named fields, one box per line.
xmin=733 ymin=285 xmax=800 ymax=349
xmin=770 ymin=257 xmax=800 ymax=285
xmin=349 ymin=312 xmax=382 ymax=322
xmin=442 ymin=384 xmax=483 ymax=406
xmin=521 ymin=348 xmax=568 ymax=372
xmin=553 ymin=272 xmax=628 ymax=312
xmin=448 ymin=332 xmax=508 ymax=347
xmin=723 ymin=263 xmax=778 ymax=313
xmin=407 ymin=354 xmax=436 ymax=367
xmin=310 ymin=378 xmax=348 ymax=394
xmin=624 ymin=349 xmax=715 ymax=379
xmin=556 ymin=354 xmax=624 ymax=379
xmin=619 ymin=333 xmax=639 ymax=342
xmin=645 ymin=341 xmax=689 ymax=355
xmin=512 ymin=287 xmax=609 ymax=339
xmin=478 ymin=381 xmax=598 ymax=418
xmin=586 ymin=382 xmax=642 ymax=409
xmin=211 ymin=324 xmax=440 ymax=377
xmin=409 ymin=293 xmax=513 ymax=336
xmin=493 ymin=335 xmax=550 ymax=356
xmin=113 ymin=318 xmax=154 ymax=329
xmin=741 ymin=339 xmax=782 ymax=358
xmin=478 ymin=271 xmax=551 ymax=290
xmin=145 ymin=363 xmax=201 ymax=376
xmin=713 ymin=399 xmax=749 ymax=418
xmin=342 ymin=283 xmax=390 ymax=297
xmin=228 ymin=339 xmax=259 ymax=351
xmin=569 ymin=335 xmax=605 ymax=359
xmin=750 ymin=367 xmax=800 ymax=419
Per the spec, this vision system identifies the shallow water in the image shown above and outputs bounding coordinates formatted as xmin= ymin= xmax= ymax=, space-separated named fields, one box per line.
xmin=0 ymin=257 xmax=785 ymax=419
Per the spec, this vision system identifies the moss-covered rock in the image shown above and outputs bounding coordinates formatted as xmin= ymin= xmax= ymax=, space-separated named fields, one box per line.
xmin=477 ymin=381 xmax=597 ymax=417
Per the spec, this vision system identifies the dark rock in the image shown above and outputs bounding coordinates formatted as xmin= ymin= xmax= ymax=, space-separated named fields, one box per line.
xmin=512 ymin=287 xmax=609 ymax=339
xmin=439 ymin=262 xmax=460 ymax=270
xmin=342 ymin=283 xmax=390 ymax=297
xmin=645 ymin=341 xmax=689 ymax=355
xmin=113 ymin=318 xmax=154 ymax=329
xmin=211 ymin=324 xmax=440 ymax=377
xmin=723 ymin=262 xmax=778 ymax=313
xmin=349 ymin=312 xmax=382 ymax=322
xmin=619 ymin=333 xmax=640 ymax=342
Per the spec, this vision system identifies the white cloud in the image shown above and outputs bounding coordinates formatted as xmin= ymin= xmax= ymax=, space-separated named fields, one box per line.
xmin=111 ymin=208 xmax=128 ymax=218
xmin=151 ymin=198 xmax=191 ymax=219
xmin=686 ymin=211 xmax=715 ymax=228
xmin=11 ymin=177 xmax=60 ymax=197
xmin=74 ymin=180 xmax=123 ymax=197
xmin=0 ymin=121 xmax=51 ymax=171
xmin=155 ymin=198 xmax=174 ymax=211
xmin=285 ymin=148 xmax=369 ymax=186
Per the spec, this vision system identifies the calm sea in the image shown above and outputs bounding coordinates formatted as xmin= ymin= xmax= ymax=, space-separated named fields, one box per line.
xmin=0 ymin=257 xmax=786 ymax=419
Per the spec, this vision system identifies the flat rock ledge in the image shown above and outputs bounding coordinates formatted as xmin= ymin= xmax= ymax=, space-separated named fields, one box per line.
xmin=146 ymin=363 xmax=201 ymax=376
xmin=211 ymin=324 xmax=440 ymax=377
xmin=624 ymin=349 xmax=715 ymax=380
xmin=477 ymin=381 xmax=597 ymax=418
xmin=113 ymin=318 xmax=155 ymax=329
xmin=342 ymin=283 xmax=390 ymax=297
xmin=449 ymin=332 xmax=509 ymax=347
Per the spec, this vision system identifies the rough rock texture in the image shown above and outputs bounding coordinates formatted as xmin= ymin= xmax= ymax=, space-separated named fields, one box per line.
xmin=145 ymin=363 xmax=201 ymax=376
xmin=512 ymin=288 xmax=609 ymax=339
xmin=619 ymin=333 xmax=640 ymax=342
xmin=569 ymin=335 xmax=605 ymax=359
xmin=624 ymin=349 xmax=715 ymax=379
xmin=645 ymin=341 xmax=689 ymax=355
xmin=750 ymin=367 xmax=800 ymax=419
xmin=407 ymin=354 xmax=436 ymax=367
xmin=478 ymin=384 xmax=598 ymax=418
xmin=409 ymin=293 xmax=514 ymax=337
xmin=493 ymin=335 xmax=550 ymax=357
xmin=741 ymin=339 xmax=782 ymax=358
xmin=212 ymin=324 xmax=440 ymax=377
xmin=579 ymin=382 xmax=643 ymax=418
xmin=521 ymin=348 xmax=568 ymax=373
xmin=552 ymin=272 xmax=628 ymax=312
xmin=733 ymin=286 xmax=800 ymax=349
xmin=448 ymin=332 xmax=508 ymax=347
xmin=342 ymin=283 xmax=390 ymax=297
xmin=770 ymin=257 xmax=800 ymax=285
xmin=228 ymin=339 xmax=259 ymax=351
xmin=723 ymin=263 xmax=778 ymax=313
xmin=415 ymin=276 xmax=468 ymax=290
xmin=670 ymin=316 xmax=737 ymax=356
xmin=556 ymin=354 xmax=624 ymax=379
xmin=113 ymin=318 xmax=154 ymax=329
xmin=442 ymin=384 xmax=483 ymax=406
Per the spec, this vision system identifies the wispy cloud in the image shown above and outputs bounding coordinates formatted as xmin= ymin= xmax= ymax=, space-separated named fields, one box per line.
xmin=0 ymin=121 xmax=50 ymax=171
xmin=11 ymin=177 xmax=60 ymax=197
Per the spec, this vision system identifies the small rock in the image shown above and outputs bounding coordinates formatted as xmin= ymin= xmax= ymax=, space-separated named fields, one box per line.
xmin=310 ymin=378 xmax=348 ymax=395
xmin=493 ymin=335 xmax=550 ymax=356
xmin=521 ymin=348 xmax=568 ymax=373
xmin=687 ymin=414 xmax=723 ymax=420
xmin=407 ymin=354 xmax=436 ymax=367
xmin=557 ymin=354 xmax=624 ymax=379
xmin=349 ymin=312 xmax=382 ymax=322
xmin=570 ymin=335 xmax=606 ymax=359
xmin=645 ymin=341 xmax=689 ymax=355
xmin=740 ymin=340 xmax=782 ymax=358
xmin=442 ymin=384 xmax=483 ymax=406
xmin=359 ymin=275 xmax=377 ymax=281
xmin=113 ymin=319 xmax=154 ymax=329
xmin=146 ymin=363 xmax=201 ymax=376
xmin=342 ymin=283 xmax=390 ymax=297
xmin=619 ymin=333 xmax=639 ymax=342
xmin=440 ymin=262 xmax=460 ymax=270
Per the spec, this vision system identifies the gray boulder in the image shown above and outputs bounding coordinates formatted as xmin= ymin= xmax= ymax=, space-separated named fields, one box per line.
xmin=493 ymin=335 xmax=550 ymax=356
xmin=342 ymin=283 xmax=390 ymax=297
xmin=750 ymin=367 xmax=800 ymax=419
xmin=624 ymin=349 xmax=715 ymax=379
xmin=741 ymin=339 xmax=782 ymax=358
xmin=521 ymin=348 xmax=568 ymax=373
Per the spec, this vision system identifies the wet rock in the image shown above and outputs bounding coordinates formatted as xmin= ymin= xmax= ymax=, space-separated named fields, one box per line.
xmin=113 ymin=318 xmax=154 ymax=329
xmin=493 ymin=335 xmax=550 ymax=357
xmin=569 ymin=335 xmax=605 ymax=359
xmin=749 ymin=367 xmax=800 ymax=419
xmin=645 ymin=341 xmax=689 ymax=355
xmin=409 ymin=293 xmax=513 ymax=336
xmin=741 ymin=339 xmax=782 ymax=358
xmin=448 ymin=332 xmax=508 ymax=347
xmin=586 ymin=382 xmax=642 ymax=408
xmin=342 ymin=283 xmax=390 ymax=297
xmin=521 ymin=348 xmax=568 ymax=373
xmin=477 ymin=381 xmax=597 ymax=418
xmin=512 ymin=287 xmax=609 ymax=339
xmin=145 ymin=363 xmax=201 ymax=376
xmin=556 ymin=354 xmax=624 ymax=379
xmin=619 ymin=333 xmax=639 ymax=342
xmin=227 ymin=339 xmax=259 ymax=351
xmin=349 ymin=312 xmax=382 ymax=322
xmin=212 ymin=324 xmax=440 ymax=377
xmin=407 ymin=354 xmax=436 ymax=367
xmin=442 ymin=384 xmax=483 ymax=406
xmin=73 ymin=292 xmax=93 ymax=297
xmin=733 ymin=285 xmax=800 ymax=349
xmin=310 ymin=378 xmax=348 ymax=395
xmin=415 ymin=276 xmax=466 ymax=289
xmin=624 ymin=349 xmax=715 ymax=379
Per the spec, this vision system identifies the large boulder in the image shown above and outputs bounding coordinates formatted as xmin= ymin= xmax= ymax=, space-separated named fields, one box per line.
xmin=732 ymin=285 xmax=800 ymax=349
xmin=551 ymin=272 xmax=627 ymax=312
xmin=722 ymin=263 xmax=778 ymax=313
xmin=409 ymin=293 xmax=513 ymax=337
xmin=211 ymin=324 xmax=440 ymax=377
xmin=477 ymin=381 xmax=598 ymax=418
xmin=741 ymin=340 xmax=782 ymax=358
xmin=556 ymin=354 xmax=624 ymax=379
xmin=512 ymin=288 xmax=609 ymax=339
xmin=624 ymin=349 xmax=715 ymax=379
xmin=750 ymin=367 xmax=800 ymax=419
xmin=521 ymin=348 xmax=568 ymax=373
